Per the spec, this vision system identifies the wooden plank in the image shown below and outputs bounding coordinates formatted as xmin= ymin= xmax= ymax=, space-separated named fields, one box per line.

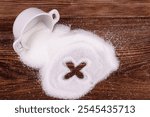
xmin=0 ymin=1 xmax=150 ymax=18
xmin=1 ymin=0 xmax=150 ymax=4
xmin=0 ymin=17 xmax=150 ymax=99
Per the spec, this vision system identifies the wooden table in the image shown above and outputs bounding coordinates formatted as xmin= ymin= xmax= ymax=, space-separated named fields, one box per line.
xmin=0 ymin=0 xmax=150 ymax=99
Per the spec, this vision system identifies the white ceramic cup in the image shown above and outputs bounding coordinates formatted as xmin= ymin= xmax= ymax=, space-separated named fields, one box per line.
xmin=13 ymin=7 xmax=60 ymax=54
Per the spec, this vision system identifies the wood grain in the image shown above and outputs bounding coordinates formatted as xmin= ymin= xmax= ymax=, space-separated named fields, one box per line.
xmin=1 ymin=0 xmax=150 ymax=18
xmin=0 ymin=0 xmax=150 ymax=100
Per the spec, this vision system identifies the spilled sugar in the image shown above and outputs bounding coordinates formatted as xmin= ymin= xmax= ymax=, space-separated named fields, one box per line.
xmin=16 ymin=22 xmax=119 ymax=99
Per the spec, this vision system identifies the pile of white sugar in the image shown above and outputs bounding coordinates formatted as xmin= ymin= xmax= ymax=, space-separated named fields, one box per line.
xmin=17 ymin=22 xmax=119 ymax=99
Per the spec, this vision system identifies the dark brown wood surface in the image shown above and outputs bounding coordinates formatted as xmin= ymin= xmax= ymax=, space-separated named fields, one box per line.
xmin=0 ymin=0 xmax=150 ymax=100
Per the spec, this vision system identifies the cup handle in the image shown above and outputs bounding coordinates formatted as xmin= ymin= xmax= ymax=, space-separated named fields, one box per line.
xmin=13 ymin=37 xmax=29 ymax=54
xmin=48 ymin=9 xmax=60 ymax=25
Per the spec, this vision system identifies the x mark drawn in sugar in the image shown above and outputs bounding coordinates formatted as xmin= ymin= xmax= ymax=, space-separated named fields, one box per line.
xmin=64 ymin=61 xmax=87 ymax=79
